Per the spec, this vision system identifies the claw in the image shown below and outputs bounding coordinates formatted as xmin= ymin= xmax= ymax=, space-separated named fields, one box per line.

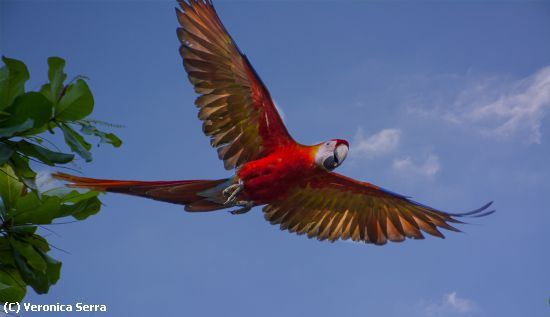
xmin=223 ymin=180 xmax=244 ymax=205
xmin=222 ymin=183 xmax=240 ymax=197
xmin=221 ymin=180 xmax=251 ymax=214
xmin=229 ymin=201 xmax=254 ymax=215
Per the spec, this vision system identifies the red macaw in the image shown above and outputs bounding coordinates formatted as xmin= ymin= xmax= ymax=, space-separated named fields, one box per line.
xmin=54 ymin=0 xmax=494 ymax=245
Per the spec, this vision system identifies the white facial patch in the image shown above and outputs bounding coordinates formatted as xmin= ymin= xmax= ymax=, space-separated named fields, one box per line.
xmin=315 ymin=141 xmax=337 ymax=168
xmin=315 ymin=140 xmax=349 ymax=170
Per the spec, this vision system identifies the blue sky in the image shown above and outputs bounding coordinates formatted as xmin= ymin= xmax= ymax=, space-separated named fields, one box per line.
xmin=1 ymin=1 xmax=549 ymax=316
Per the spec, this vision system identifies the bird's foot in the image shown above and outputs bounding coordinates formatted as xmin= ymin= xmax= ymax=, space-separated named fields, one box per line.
xmin=222 ymin=180 xmax=252 ymax=214
xmin=223 ymin=180 xmax=244 ymax=205
xmin=229 ymin=201 xmax=254 ymax=215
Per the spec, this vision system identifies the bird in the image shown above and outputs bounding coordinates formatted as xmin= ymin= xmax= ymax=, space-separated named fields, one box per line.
xmin=54 ymin=0 xmax=494 ymax=245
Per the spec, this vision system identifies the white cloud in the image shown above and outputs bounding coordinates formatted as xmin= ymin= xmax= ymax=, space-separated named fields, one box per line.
xmin=352 ymin=128 xmax=440 ymax=177
xmin=445 ymin=292 xmax=475 ymax=313
xmin=466 ymin=66 xmax=550 ymax=143
xmin=392 ymin=154 xmax=440 ymax=178
xmin=408 ymin=65 xmax=550 ymax=144
xmin=354 ymin=128 xmax=401 ymax=157
xmin=421 ymin=292 xmax=477 ymax=316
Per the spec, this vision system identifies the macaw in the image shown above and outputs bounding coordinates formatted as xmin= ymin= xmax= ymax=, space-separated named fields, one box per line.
xmin=54 ymin=0 xmax=494 ymax=245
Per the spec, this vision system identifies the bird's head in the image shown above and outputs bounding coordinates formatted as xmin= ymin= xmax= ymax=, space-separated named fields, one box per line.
xmin=314 ymin=139 xmax=349 ymax=171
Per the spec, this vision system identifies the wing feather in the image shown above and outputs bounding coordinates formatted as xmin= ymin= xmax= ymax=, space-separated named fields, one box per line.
xmin=263 ymin=172 xmax=494 ymax=245
xmin=176 ymin=1 xmax=295 ymax=170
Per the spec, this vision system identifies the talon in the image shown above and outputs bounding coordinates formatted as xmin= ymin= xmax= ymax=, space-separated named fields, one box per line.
xmin=229 ymin=201 xmax=254 ymax=215
xmin=222 ymin=183 xmax=240 ymax=197
xmin=223 ymin=180 xmax=244 ymax=205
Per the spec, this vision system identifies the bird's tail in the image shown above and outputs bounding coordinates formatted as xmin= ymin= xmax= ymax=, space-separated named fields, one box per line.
xmin=52 ymin=172 xmax=232 ymax=212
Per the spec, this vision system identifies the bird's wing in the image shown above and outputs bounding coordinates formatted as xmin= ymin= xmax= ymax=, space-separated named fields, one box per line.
xmin=263 ymin=172 xmax=494 ymax=245
xmin=176 ymin=0 xmax=295 ymax=170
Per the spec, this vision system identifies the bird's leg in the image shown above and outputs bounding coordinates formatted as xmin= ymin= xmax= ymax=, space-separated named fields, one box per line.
xmin=222 ymin=180 xmax=253 ymax=214
xmin=229 ymin=201 xmax=254 ymax=215
xmin=223 ymin=179 xmax=244 ymax=205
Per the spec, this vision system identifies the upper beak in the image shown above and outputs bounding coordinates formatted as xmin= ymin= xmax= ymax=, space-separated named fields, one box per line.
xmin=334 ymin=145 xmax=348 ymax=165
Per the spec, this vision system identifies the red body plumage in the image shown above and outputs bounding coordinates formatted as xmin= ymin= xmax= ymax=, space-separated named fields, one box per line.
xmin=238 ymin=144 xmax=317 ymax=204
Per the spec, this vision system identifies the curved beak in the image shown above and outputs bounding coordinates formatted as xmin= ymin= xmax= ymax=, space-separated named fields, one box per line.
xmin=323 ymin=144 xmax=349 ymax=170
xmin=334 ymin=144 xmax=349 ymax=165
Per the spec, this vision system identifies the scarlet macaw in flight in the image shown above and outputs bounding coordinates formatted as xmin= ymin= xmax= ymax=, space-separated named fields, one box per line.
xmin=54 ymin=0 xmax=494 ymax=245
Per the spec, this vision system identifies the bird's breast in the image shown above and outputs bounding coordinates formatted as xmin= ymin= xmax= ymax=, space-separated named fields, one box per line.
xmin=238 ymin=148 xmax=317 ymax=204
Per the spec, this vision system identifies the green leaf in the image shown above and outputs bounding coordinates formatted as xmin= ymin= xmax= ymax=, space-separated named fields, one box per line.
xmin=0 ymin=267 xmax=27 ymax=303
xmin=12 ymin=249 xmax=47 ymax=294
xmin=15 ymin=140 xmax=74 ymax=166
xmin=38 ymin=249 xmax=61 ymax=287
xmin=9 ymin=154 xmax=37 ymax=190
xmin=11 ymin=225 xmax=37 ymax=236
xmin=78 ymin=120 xmax=123 ymax=148
xmin=11 ymin=191 xmax=63 ymax=225
xmin=59 ymin=123 xmax=92 ymax=162
xmin=9 ymin=154 xmax=37 ymax=189
xmin=0 ymin=163 xmax=24 ymax=211
xmin=44 ymin=188 xmax=98 ymax=204
xmin=58 ymin=189 xmax=99 ymax=203
xmin=0 ymin=142 xmax=14 ymax=164
xmin=0 ymin=56 xmax=30 ymax=111
xmin=63 ymin=195 xmax=101 ymax=220
xmin=10 ymin=236 xmax=61 ymax=294
xmin=105 ymin=133 xmax=123 ymax=147
xmin=0 ymin=238 xmax=15 ymax=266
xmin=55 ymin=79 xmax=93 ymax=121
xmin=11 ymin=189 xmax=102 ymax=224
xmin=26 ymin=234 xmax=50 ymax=253
xmin=45 ymin=188 xmax=102 ymax=220
xmin=10 ymin=238 xmax=47 ymax=272
xmin=1 ymin=92 xmax=53 ymax=134
xmin=47 ymin=57 xmax=67 ymax=103
xmin=0 ymin=118 xmax=34 ymax=138
xmin=12 ymin=250 xmax=39 ymax=291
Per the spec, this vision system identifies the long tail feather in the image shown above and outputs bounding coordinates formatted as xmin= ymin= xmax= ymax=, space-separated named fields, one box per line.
xmin=52 ymin=172 xmax=230 ymax=211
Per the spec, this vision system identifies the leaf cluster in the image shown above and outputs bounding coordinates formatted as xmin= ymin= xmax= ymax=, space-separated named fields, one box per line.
xmin=0 ymin=57 xmax=121 ymax=302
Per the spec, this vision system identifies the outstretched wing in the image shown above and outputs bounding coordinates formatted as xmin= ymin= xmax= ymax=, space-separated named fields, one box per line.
xmin=263 ymin=172 xmax=494 ymax=245
xmin=176 ymin=0 xmax=295 ymax=170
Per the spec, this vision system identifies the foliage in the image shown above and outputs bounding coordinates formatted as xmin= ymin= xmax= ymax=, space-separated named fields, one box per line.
xmin=0 ymin=56 xmax=121 ymax=302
